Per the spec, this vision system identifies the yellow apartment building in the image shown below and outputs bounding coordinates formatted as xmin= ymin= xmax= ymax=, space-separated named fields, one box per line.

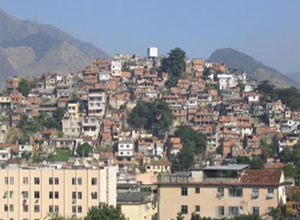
xmin=0 ymin=165 xmax=117 ymax=220
xmin=157 ymin=165 xmax=287 ymax=220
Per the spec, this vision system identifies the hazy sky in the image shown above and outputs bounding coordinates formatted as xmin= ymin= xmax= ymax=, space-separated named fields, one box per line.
xmin=0 ymin=0 xmax=299 ymax=73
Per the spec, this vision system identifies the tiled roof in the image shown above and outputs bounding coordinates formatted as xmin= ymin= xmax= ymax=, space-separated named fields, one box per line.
xmin=240 ymin=170 xmax=282 ymax=186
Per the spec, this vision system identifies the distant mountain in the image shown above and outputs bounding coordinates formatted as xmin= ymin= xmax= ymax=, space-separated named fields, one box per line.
xmin=286 ymin=72 xmax=300 ymax=86
xmin=0 ymin=8 xmax=110 ymax=86
xmin=207 ymin=48 xmax=298 ymax=88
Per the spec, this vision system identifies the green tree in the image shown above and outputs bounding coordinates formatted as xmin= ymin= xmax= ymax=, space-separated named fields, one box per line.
xmin=52 ymin=107 xmax=66 ymax=130
xmin=174 ymin=126 xmax=207 ymax=154
xmin=18 ymin=78 xmax=31 ymax=96
xmin=161 ymin=48 xmax=186 ymax=88
xmin=76 ymin=142 xmax=93 ymax=157
xmin=85 ymin=203 xmax=126 ymax=220
xmin=173 ymin=141 xmax=195 ymax=171
xmin=48 ymin=213 xmax=80 ymax=220
xmin=282 ymin=164 xmax=297 ymax=178
xmin=250 ymin=157 xmax=264 ymax=170
xmin=128 ymin=99 xmax=173 ymax=136
xmin=236 ymin=156 xmax=251 ymax=164
xmin=191 ymin=212 xmax=201 ymax=220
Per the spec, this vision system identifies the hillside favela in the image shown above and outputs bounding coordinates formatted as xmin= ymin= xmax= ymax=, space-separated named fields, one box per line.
xmin=1 ymin=1 xmax=300 ymax=220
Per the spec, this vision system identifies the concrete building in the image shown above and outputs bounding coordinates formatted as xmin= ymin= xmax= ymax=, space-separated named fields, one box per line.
xmin=118 ymin=192 xmax=157 ymax=220
xmin=157 ymin=165 xmax=287 ymax=220
xmin=111 ymin=60 xmax=122 ymax=77
xmin=88 ymin=89 xmax=106 ymax=118
xmin=117 ymin=137 xmax=134 ymax=159
xmin=0 ymin=165 xmax=117 ymax=220
xmin=82 ymin=116 xmax=101 ymax=140
xmin=147 ymin=47 xmax=158 ymax=59
xmin=62 ymin=116 xmax=81 ymax=138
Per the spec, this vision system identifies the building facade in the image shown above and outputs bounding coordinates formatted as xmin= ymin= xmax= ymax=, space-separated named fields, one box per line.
xmin=0 ymin=165 xmax=117 ymax=220
xmin=158 ymin=165 xmax=287 ymax=220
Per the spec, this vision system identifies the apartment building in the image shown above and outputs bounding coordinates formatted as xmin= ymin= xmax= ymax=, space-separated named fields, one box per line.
xmin=157 ymin=165 xmax=287 ymax=220
xmin=0 ymin=165 xmax=117 ymax=220
xmin=88 ymin=89 xmax=106 ymax=118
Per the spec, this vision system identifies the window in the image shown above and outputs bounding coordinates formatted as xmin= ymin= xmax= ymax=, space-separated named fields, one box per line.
xmin=49 ymin=192 xmax=53 ymax=199
xmin=218 ymin=206 xmax=225 ymax=217
xmin=181 ymin=187 xmax=188 ymax=196
xmin=252 ymin=188 xmax=259 ymax=198
xmin=5 ymin=177 xmax=8 ymax=185
xmin=195 ymin=205 xmax=200 ymax=212
xmin=49 ymin=205 xmax=53 ymax=213
xmin=91 ymin=192 xmax=97 ymax=199
xmin=55 ymin=205 xmax=59 ymax=213
xmin=34 ymin=191 xmax=40 ymax=199
xmin=23 ymin=191 xmax=28 ymax=199
xmin=55 ymin=192 xmax=59 ymax=199
xmin=252 ymin=207 xmax=259 ymax=215
xmin=10 ymin=177 xmax=14 ymax=185
xmin=72 ymin=192 xmax=76 ymax=199
xmin=78 ymin=206 xmax=82 ymax=213
xmin=181 ymin=205 xmax=188 ymax=214
xmin=34 ymin=177 xmax=40 ymax=185
xmin=228 ymin=206 xmax=239 ymax=216
xmin=34 ymin=205 xmax=40 ymax=212
xmin=217 ymin=187 xmax=224 ymax=197
xmin=195 ymin=187 xmax=200 ymax=194
xmin=78 ymin=178 xmax=82 ymax=185
xmin=4 ymin=204 xmax=8 ymax=212
xmin=72 ymin=178 xmax=76 ymax=185
xmin=23 ymin=177 xmax=28 ymax=185
xmin=267 ymin=188 xmax=274 ymax=199
xmin=49 ymin=177 xmax=53 ymax=185
xmin=23 ymin=204 xmax=28 ymax=212
xmin=78 ymin=192 xmax=82 ymax=199
xmin=292 ymin=203 xmax=299 ymax=210
xmin=229 ymin=187 xmax=243 ymax=197
xmin=10 ymin=204 xmax=14 ymax=212
xmin=55 ymin=178 xmax=59 ymax=185
xmin=72 ymin=205 xmax=76 ymax=213
xmin=10 ymin=191 xmax=14 ymax=199
xmin=91 ymin=178 xmax=97 ymax=185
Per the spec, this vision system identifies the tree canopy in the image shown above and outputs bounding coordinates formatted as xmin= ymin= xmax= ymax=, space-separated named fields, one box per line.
xmin=18 ymin=78 xmax=31 ymax=96
xmin=172 ymin=126 xmax=207 ymax=171
xmin=257 ymin=81 xmax=300 ymax=110
xmin=84 ymin=203 xmax=126 ymax=220
xmin=236 ymin=156 xmax=264 ymax=170
xmin=161 ymin=47 xmax=186 ymax=88
xmin=175 ymin=126 xmax=206 ymax=154
xmin=128 ymin=99 xmax=173 ymax=136
xmin=76 ymin=142 xmax=93 ymax=157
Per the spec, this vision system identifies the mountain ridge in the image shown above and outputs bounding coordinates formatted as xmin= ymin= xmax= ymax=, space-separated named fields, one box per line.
xmin=0 ymin=8 xmax=110 ymax=86
xmin=207 ymin=48 xmax=298 ymax=88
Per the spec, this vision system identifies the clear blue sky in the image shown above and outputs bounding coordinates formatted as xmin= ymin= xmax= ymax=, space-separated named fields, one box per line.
xmin=0 ymin=0 xmax=300 ymax=73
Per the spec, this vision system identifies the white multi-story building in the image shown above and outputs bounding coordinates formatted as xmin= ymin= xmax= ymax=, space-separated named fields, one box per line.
xmin=88 ymin=90 xmax=106 ymax=118
xmin=217 ymin=74 xmax=237 ymax=90
xmin=117 ymin=137 xmax=134 ymax=159
xmin=111 ymin=60 xmax=122 ymax=77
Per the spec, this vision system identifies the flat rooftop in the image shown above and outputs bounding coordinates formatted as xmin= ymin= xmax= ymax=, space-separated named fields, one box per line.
xmin=203 ymin=164 xmax=249 ymax=171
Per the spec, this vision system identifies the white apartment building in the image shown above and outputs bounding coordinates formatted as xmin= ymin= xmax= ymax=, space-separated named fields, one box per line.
xmin=217 ymin=74 xmax=237 ymax=90
xmin=117 ymin=137 xmax=134 ymax=159
xmin=88 ymin=90 xmax=106 ymax=118
xmin=111 ymin=60 xmax=122 ymax=77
